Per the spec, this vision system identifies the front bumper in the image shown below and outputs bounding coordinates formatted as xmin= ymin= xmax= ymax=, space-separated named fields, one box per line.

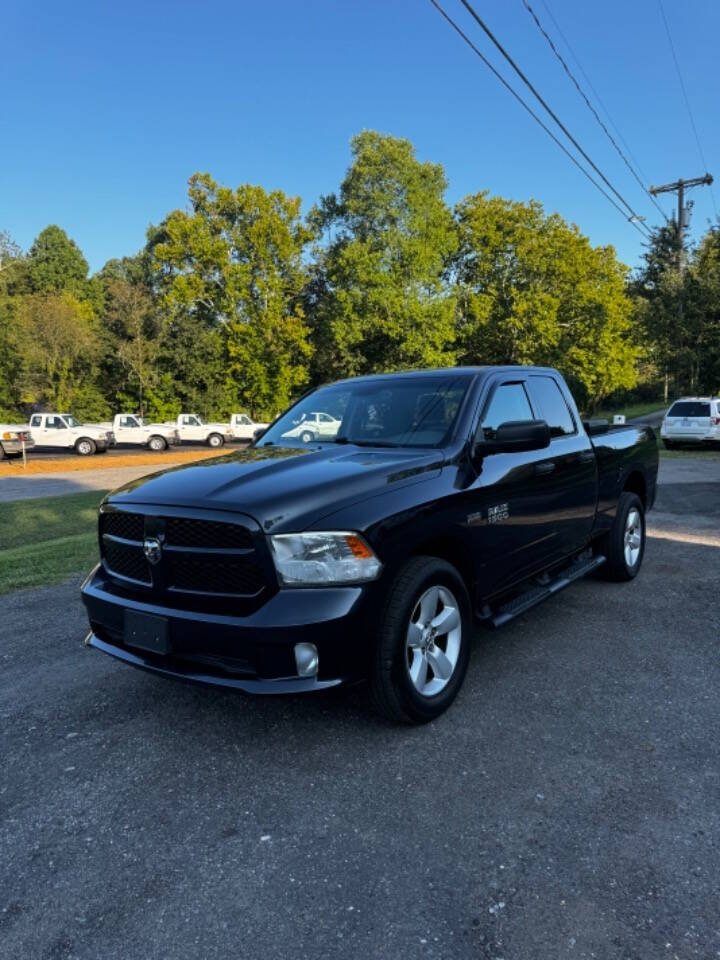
xmin=80 ymin=565 xmax=372 ymax=693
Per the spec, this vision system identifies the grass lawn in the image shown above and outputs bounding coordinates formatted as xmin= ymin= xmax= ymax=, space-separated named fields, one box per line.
xmin=590 ymin=400 xmax=667 ymax=421
xmin=0 ymin=490 xmax=107 ymax=593
xmin=659 ymin=445 xmax=720 ymax=459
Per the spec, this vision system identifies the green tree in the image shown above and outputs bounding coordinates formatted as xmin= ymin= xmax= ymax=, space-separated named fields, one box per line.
xmin=690 ymin=226 xmax=720 ymax=394
xmin=26 ymin=225 xmax=90 ymax=298
xmin=454 ymin=192 xmax=637 ymax=408
xmin=631 ymin=223 xmax=698 ymax=400
xmin=150 ymin=173 xmax=312 ymax=417
xmin=0 ymin=232 xmax=27 ymax=417
xmin=308 ymin=132 xmax=458 ymax=380
xmin=94 ymin=254 xmax=162 ymax=415
xmin=16 ymin=292 xmax=109 ymax=418
xmin=106 ymin=279 xmax=160 ymax=417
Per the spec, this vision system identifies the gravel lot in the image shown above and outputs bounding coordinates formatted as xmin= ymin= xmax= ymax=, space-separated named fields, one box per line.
xmin=1 ymin=464 xmax=719 ymax=959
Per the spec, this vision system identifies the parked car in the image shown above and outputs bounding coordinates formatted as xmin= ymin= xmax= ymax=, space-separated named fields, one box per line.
xmin=660 ymin=397 xmax=720 ymax=448
xmin=97 ymin=414 xmax=180 ymax=451
xmin=82 ymin=366 xmax=658 ymax=723
xmin=229 ymin=413 xmax=269 ymax=442
xmin=280 ymin=411 xmax=341 ymax=443
xmin=171 ymin=414 xmax=234 ymax=448
xmin=28 ymin=413 xmax=115 ymax=455
xmin=0 ymin=424 xmax=35 ymax=460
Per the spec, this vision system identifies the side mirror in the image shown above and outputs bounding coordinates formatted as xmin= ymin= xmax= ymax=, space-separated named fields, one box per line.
xmin=583 ymin=418 xmax=609 ymax=436
xmin=473 ymin=419 xmax=551 ymax=458
xmin=253 ymin=427 xmax=267 ymax=442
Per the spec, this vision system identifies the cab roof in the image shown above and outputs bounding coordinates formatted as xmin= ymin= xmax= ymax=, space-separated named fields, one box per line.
xmin=331 ymin=365 xmax=560 ymax=386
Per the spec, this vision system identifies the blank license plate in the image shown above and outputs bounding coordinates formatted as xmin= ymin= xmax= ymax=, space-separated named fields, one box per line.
xmin=124 ymin=609 xmax=169 ymax=655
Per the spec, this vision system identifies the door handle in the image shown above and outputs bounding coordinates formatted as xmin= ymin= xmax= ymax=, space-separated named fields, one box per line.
xmin=535 ymin=461 xmax=556 ymax=475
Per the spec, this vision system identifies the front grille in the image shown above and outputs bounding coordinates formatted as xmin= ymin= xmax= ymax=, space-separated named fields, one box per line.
xmin=168 ymin=554 xmax=265 ymax=595
xmin=165 ymin=517 xmax=253 ymax=550
xmin=100 ymin=509 xmax=268 ymax=601
xmin=103 ymin=538 xmax=151 ymax=584
xmin=103 ymin=512 xmax=144 ymax=541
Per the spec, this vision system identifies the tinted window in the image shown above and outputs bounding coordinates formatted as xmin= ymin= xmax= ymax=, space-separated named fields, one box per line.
xmin=667 ymin=401 xmax=711 ymax=418
xmin=31 ymin=415 xmax=41 ymax=427
xmin=260 ymin=376 xmax=470 ymax=449
xmin=528 ymin=376 xmax=576 ymax=437
xmin=481 ymin=383 xmax=533 ymax=439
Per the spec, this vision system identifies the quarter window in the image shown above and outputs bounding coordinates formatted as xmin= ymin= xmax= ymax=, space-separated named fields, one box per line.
xmin=527 ymin=376 xmax=576 ymax=437
xmin=481 ymin=383 xmax=533 ymax=440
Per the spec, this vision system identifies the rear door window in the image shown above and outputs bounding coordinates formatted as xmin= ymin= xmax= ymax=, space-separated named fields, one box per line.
xmin=667 ymin=402 xmax=711 ymax=418
xmin=527 ymin=376 xmax=576 ymax=437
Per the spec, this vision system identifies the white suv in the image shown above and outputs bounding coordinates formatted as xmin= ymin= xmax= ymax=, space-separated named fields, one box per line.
xmin=660 ymin=397 xmax=720 ymax=448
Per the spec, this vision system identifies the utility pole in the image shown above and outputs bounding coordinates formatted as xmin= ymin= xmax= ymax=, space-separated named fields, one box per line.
xmin=649 ymin=173 xmax=713 ymax=399
xmin=649 ymin=173 xmax=713 ymax=269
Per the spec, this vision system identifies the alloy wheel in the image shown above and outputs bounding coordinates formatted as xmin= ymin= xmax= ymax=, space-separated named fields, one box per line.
xmin=406 ymin=585 xmax=462 ymax=697
xmin=624 ymin=508 xmax=642 ymax=568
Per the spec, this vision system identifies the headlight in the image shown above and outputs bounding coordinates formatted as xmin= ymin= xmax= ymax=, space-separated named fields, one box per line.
xmin=269 ymin=532 xmax=381 ymax=585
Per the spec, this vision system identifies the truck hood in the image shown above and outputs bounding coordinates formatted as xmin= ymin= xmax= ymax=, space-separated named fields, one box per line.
xmin=107 ymin=444 xmax=444 ymax=532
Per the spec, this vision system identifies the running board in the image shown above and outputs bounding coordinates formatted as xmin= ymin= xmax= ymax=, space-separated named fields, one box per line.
xmin=490 ymin=554 xmax=606 ymax=629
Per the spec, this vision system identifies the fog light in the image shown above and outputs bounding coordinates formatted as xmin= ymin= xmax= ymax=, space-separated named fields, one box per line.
xmin=294 ymin=642 xmax=319 ymax=677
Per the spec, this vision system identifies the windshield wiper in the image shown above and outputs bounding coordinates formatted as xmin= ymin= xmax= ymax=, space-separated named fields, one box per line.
xmin=333 ymin=437 xmax=398 ymax=448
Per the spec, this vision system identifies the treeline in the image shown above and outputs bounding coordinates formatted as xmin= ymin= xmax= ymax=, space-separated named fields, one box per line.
xmin=1 ymin=131 xmax=717 ymax=423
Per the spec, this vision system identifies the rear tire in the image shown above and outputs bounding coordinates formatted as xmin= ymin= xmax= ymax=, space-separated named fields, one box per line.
xmin=596 ymin=492 xmax=646 ymax=582
xmin=75 ymin=437 xmax=96 ymax=456
xmin=148 ymin=435 xmax=167 ymax=452
xmin=369 ymin=556 xmax=471 ymax=724
xmin=207 ymin=433 xmax=224 ymax=448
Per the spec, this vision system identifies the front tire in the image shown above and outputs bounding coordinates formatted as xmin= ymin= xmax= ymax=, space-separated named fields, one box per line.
xmin=75 ymin=437 xmax=96 ymax=456
xmin=300 ymin=430 xmax=314 ymax=444
xmin=207 ymin=433 xmax=224 ymax=448
xmin=369 ymin=556 xmax=471 ymax=724
xmin=148 ymin=435 xmax=167 ymax=452
xmin=596 ymin=492 xmax=646 ymax=582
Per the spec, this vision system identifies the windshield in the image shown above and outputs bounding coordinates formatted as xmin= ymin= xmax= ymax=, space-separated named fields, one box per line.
xmin=62 ymin=415 xmax=80 ymax=427
xmin=257 ymin=375 xmax=470 ymax=450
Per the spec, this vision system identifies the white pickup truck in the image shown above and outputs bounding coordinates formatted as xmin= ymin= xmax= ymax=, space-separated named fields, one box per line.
xmin=97 ymin=414 xmax=180 ymax=451
xmin=28 ymin=413 xmax=115 ymax=456
xmin=172 ymin=414 xmax=234 ymax=448
xmin=0 ymin=424 xmax=35 ymax=460
xmin=229 ymin=413 xmax=269 ymax=441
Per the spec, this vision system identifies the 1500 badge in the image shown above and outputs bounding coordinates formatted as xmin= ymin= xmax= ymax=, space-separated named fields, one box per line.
xmin=467 ymin=503 xmax=510 ymax=525
xmin=488 ymin=503 xmax=510 ymax=524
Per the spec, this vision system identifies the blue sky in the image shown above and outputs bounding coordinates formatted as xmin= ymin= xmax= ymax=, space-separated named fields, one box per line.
xmin=2 ymin=0 xmax=718 ymax=272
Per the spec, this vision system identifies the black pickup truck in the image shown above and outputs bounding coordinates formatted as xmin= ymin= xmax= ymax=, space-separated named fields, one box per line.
xmin=81 ymin=367 xmax=658 ymax=723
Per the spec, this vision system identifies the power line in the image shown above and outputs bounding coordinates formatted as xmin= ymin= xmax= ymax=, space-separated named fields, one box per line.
xmin=538 ymin=0 xmax=651 ymax=187
xmin=428 ymin=0 xmax=651 ymax=237
xmin=521 ymin=0 xmax=669 ymax=224
xmin=657 ymin=0 xmax=718 ymax=220
xmin=457 ymin=0 xmax=651 ymax=235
